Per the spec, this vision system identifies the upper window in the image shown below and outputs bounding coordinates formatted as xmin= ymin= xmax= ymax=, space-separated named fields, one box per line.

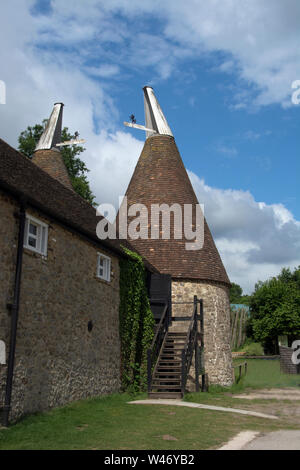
xmin=97 ymin=253 xmax=111 ymax=282
xmin=24 ymin=215 xmax=48 ymax=256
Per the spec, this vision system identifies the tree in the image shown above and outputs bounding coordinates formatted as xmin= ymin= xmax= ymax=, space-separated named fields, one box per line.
xmin=230 ymin=282 xmax=243 ymax=303
xmin=230 ymin=282 xmax=251 ymax=305
xmin=18 ymin=121 xmax=96 ymax=205
xmin=249 ymin=266 xmax=300 ymax=350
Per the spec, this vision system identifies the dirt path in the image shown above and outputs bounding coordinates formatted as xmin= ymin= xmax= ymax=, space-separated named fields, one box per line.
xmin=219 ymin=388 xmax=300 ymax=449
xmin=234 ymin=388 xmax=300 ymax=401
xmin=231 ymin=388 xmax=300 ymax=425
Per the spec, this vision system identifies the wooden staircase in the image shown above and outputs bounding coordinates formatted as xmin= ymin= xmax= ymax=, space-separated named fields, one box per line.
xmin=149 ymin=332 xmax=186 ymax=399
xmin=147 ymin=296 xmax=204 ymax=399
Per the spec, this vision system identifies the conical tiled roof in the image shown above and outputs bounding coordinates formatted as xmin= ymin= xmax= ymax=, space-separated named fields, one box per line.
xmin=123 ymin=134 xmax=230 ymax=285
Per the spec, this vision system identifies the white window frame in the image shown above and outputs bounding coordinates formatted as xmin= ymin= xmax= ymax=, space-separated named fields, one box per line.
xmin=97 ymin=253 xmax=111 ymax=282
xmin=24 ymin=214 xmax=48 ymax=257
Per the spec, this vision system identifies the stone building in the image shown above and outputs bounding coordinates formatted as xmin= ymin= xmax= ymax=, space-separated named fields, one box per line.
xmin=123 ymin=87 xmax=233 ymax=389
xmin=0 ymin=103 xmax=155 ymax=425
xmin=0 ymin=89 xmax=233 ymax=423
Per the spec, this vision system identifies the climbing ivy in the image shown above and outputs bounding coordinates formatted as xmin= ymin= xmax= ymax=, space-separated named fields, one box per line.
xmin=119 ymin=247 xmax=155 ymax=393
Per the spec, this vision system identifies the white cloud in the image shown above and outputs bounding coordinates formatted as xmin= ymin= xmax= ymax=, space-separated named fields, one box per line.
xmin=216 ymin=145 xmax=238 ymax=157
xmin=55 ymin=0 xmax=300 ymax=107
xmin=189 ymin=171 xmax=300 ymax=293
xmin=85 ymin=65 xmax=120 ymax=79
xmin=160 ymin=0 xmax=300 ymax=107
xmin=84 ymin=130 xmax=143 ymax=207
xmin=244 ymin=130 xmax=261 ymax=141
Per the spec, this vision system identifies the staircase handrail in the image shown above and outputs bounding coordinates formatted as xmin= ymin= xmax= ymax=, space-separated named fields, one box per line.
xmin=181 ymin=296 xmax=201 ymax=395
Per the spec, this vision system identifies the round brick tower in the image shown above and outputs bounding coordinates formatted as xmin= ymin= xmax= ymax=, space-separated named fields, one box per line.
xmin=123 ymin=87 xmax=233 ymax=387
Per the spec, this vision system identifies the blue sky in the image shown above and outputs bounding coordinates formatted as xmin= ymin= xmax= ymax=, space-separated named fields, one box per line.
xmin=1 ymin=0 xmax=300 ymax=293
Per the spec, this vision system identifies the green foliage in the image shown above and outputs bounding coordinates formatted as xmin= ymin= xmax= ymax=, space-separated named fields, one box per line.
xmin=239 ymin=295 xmax=251 ymax=306
xmin=18 ymin=121 xmax=96 ymax=205
xmin=229 ymin=282 xmax=251 ymax=305
xmin=249 ymin=266 xmax=300 ymax=345
xmin=240 ymin=342 xmax=264 ymax=356
xmin=18 ymin=122 xmax=45 ymax=159
xmin=119 ymin=247 xmax=155 ymax=393
xmin=229 ymin=282 xmax=243 ymax=303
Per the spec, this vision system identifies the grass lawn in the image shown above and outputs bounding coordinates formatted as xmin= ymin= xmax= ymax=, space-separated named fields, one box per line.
xmin=235 ymin=358 xmax=300 ymax=389
xmin=0 ymin=359 xmax=299 ymax=450
xmin=186 ymin=359 xmax=300 ymax=409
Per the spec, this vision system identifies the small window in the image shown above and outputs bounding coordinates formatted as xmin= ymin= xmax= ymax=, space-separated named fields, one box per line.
xmin=24 ymin=215 xmax=48 ymax=256
xmin=97 ymin=253 xmax=111 ymax=282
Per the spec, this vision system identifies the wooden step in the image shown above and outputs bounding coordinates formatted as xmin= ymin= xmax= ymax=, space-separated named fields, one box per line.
xmin=152 ymin=378 xmax=181 ymax=383
xmin=164 ymin=346 xmax=184 ymax=351
xmin=152 ymin=383 xmax=181 ymax=388
xmin=165 ymin=339 xmax=185 ymax=343
xmin=158 ymin=363 xmax=181 ymax=366
xmin=159 ymin=356 xmax=181 ymax=360
xmin=162 ymin=349 xmax=182 ymax=354
xmin=155 ymin=372 xmax=181 ymax=377
xmin=161 ymin=353 xmax=181 ymax=357
xmin=161 ymin=350 xmax=181 ymax=353
xmin=165 ymin=340 xmax=184 ymax=343
xmin=154 ymin=377 xmax=181 ymax=381
xmin=160 ymin=356 xmax=181 ymax=361
xmin=167 ymin=338 xmax=186 ymax=342
xmin=167 ymin=333 xmax=186 ymax=337
xmin=148 ymin=392 xmax=182 ymax=399
xmin=151 ymin=384 xmax=182 ymax=390
xmin=154 ymin=379 xmax=181 ymax=383
xmin=157 ymin=363 xmax=181 ymax=367
xmin=166 ymin=336 xmax=186 ymax=340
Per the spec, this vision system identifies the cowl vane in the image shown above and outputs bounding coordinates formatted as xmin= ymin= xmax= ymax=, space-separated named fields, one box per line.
xmin=124 ymin=87 xmax=173 ymax=139
xmin=35 ymin=103 xmax=64 ymax=151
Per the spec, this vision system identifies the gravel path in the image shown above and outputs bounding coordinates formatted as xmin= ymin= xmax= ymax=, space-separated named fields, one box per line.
xmin=234 ymin=388 xmax=300 ymax=401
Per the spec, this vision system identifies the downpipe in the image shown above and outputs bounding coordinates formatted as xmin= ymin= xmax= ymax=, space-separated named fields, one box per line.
xmin=2 ymin=201 xmax=26 ymax=427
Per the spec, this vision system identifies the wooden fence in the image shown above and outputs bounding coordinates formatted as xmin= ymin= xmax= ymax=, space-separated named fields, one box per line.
xmin=230 ymin=306 xmax=248 ymax=350
xmin=232 ymin=361 xmax=248 ymax=383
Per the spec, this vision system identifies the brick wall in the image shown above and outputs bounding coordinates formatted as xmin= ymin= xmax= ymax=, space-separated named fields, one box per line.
xmin=32 ymin=149 xmax=74 ymax=191
xmin=0 ymin=190 xmax=121 ymax=422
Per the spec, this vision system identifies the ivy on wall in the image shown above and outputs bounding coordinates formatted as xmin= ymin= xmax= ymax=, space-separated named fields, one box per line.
xmin=119 ymin=247 xmax=155 ymax=392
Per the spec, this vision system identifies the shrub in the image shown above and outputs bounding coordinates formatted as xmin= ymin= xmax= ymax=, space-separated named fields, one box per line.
xmin=241 ymin=342 xmax=264 ymax=356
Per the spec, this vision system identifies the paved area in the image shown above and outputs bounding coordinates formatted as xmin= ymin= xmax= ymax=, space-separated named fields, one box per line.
xmin=220 ymin=430 xmax=300 ymax=450
xmin=128 ymin=399 xmax=278 ymax=419
xmin=219 ymin=431 xmax=259 ymax=450
xmin=243 ymin=430 xmax=300 ymax=450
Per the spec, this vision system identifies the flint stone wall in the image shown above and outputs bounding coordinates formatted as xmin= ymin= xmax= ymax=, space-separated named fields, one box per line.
xmin=0 ymin=191 xmax=121 ymax=422
xmin=171 ymin=279 xmax=233 ymax=388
